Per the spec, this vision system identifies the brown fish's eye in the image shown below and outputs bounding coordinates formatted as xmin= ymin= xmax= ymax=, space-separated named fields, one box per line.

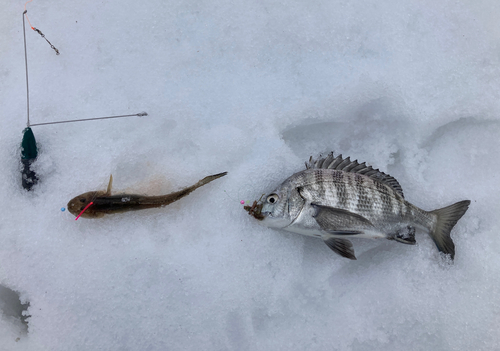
xmin=80 ymin=198 xmax=86 ymax=203
xmin=267 ymin=194 xmax=278 ymax=204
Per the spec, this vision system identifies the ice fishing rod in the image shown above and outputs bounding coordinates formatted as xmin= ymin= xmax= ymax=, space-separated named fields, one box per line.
xmin=21 ymin=9 xmax=147 ymax=191
xmin=21 ymin=9 xmax=37 ymax=191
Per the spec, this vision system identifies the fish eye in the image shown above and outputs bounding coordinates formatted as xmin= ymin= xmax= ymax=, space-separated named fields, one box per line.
xmin=79 ymin=198 xmax=86 ymax=203
xmin=267 ymin=194 xmax=279 ymax=204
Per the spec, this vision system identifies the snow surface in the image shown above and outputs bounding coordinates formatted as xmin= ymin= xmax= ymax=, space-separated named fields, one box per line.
xmin=1 ymin=0 xmax=500 ymax=350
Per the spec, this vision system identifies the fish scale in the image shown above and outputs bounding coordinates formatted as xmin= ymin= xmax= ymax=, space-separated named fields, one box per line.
xmin=301 ymin=169 xmax=402 ymax=224
xmin=251 ymin=153 xmax=470 ymax=261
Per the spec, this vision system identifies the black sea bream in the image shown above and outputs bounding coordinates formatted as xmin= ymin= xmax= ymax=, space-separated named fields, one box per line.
xmin=251 ymin=153 xmax=470 ymax=260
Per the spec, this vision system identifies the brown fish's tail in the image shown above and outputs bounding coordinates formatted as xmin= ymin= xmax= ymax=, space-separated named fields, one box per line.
xmin=196 ymin=172 xmax=228 ymax=187
xmin=171 ymin=171 xmax=228 ymax=203
xmin=429 ymin=200 xmax=471 ymax=260
xmin=138 ymin=172 xmax=227 ymax=207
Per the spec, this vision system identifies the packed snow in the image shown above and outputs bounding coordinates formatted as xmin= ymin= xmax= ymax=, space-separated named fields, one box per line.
xmin=1 ymin=0 xmax=500 ymax=350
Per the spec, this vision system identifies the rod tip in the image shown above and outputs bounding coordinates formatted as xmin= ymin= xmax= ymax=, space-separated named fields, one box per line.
xmin=137 ymin=112 xmax=148 ymax=117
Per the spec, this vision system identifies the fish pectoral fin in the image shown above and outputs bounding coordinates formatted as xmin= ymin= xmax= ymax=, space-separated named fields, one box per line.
xmin=311 ymin=204 xmax=373 ymax=232
xmin=105 ymin=174 xmax=113 ymax=196
xmin=322 ymin=236 xmax=357 ymax=260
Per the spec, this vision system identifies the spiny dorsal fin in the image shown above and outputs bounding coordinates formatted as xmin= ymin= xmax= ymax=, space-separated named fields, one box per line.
xmin=305 ymin=152 xmax=404 ymax=198
xmin=106 ymin=174 xmax=113 ymax=195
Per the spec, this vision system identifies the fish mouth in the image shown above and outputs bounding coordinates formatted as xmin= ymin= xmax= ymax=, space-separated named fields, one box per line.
xmin=243 ymin=200 xmax=265 ymax=221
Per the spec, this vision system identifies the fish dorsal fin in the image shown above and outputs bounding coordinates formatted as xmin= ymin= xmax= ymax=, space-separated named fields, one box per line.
xmin=305 ymin=152 xmax=404 ymax=198
xmin=105 ymin=174 xmax=113 ymax=195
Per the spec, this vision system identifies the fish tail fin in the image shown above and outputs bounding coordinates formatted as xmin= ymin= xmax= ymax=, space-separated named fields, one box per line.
xmin=429 ymin=200 xmax=471 ymax=260
xmin=197 ymin=172 xmax=228 ymax=186
xmin=137 ymin=172 xmax=227 ymax=207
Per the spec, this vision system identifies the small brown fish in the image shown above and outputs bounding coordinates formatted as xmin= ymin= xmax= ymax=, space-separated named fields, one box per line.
xmin=67 ymin=172 xmax=227 ymax=218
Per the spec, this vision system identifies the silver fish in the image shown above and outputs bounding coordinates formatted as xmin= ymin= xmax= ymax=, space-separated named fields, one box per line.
xmin=250 ymin=153 xmax=470 ymax=260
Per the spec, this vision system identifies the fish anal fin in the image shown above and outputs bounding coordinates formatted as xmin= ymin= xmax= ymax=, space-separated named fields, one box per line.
xmin=106 ymin=174 xmax=113 ymax=195
xmin=322 ymin=236 xmax=357 ymax=260
xmin=312 ymin=204 xmax=373 ymax=232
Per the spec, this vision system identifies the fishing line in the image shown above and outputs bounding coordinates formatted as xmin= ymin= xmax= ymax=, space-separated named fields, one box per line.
xmin=223 ymin=190 xmax=246 ymax=205
xmin=24 ymin=1 xmax=60 ymax=55
xmin=23 ymin=0 xmax=34 ymax=28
